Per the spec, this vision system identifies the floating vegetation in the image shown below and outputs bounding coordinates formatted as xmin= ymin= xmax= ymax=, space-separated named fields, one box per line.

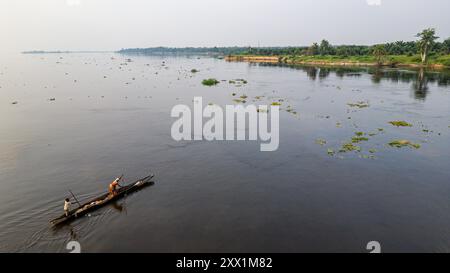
xmin=389 ymin=121 xmax=413 ymax=127
xmin=347 ymin=101 xmax=369 ymax=108
xmin=388 ymin=140 xmax=421 ymax=149
xmin=232 ymin=99 xmax=246 ymax=104
xmin=315 ymin=139 xmax=327 ymax=146
xmin=339 ymin=142 xmax=361 ymax=153
xmin=336 ymin=122 xmax=342 ymax=128
xmin=231 ymin=93 xmax=236 ymax=96
xmin=360 ymin=154 xmax=376 ymax=160
xmin=240 ymin=95 xmax=248 ymax=99
xmin=191 ymin=69 xmax=199 ymax=73
xmin=271 ymin=102 xmax=282 ymax=106
xmin=327 ymin=148 xmax=336 ymax=156
xmin=202 ymin=78 xmax=220 ymax=86
xmin=351 ymin=137 xmax=369 ymax=143
xmin=229 ymin=79 xmax=247 ymax=85
xmin=355 ymin=132 xmax=365 ymax=136
xmin=378 ymin=128 xmax=384 ymax=132
xmin=49 ymin=98 xmax=56 ymax=101
xmin=369 ymin=149 xmax=378 ymax=154
xmin=11 ymin=101 xmax=18 ymax=105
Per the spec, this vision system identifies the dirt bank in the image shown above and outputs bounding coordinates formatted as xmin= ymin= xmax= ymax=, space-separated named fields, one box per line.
xmin=225 ymin=55 xmax=447 ymax=69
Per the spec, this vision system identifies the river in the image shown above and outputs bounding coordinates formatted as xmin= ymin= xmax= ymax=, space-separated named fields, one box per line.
xmin=0 ymin=53 xmax=449 ymax=252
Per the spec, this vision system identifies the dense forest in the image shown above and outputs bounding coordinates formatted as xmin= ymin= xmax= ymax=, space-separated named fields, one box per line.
xmin=119 ymin=39 xmax=450 ymax=57
xmin=237 ymin=39 xmax=450 ymax=57
xmin=118 ymin=29 xmax=450 ymax=66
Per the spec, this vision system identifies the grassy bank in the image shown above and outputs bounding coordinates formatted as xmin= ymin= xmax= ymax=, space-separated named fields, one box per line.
xmin=226 ymin=54 xmax=450 ymax=68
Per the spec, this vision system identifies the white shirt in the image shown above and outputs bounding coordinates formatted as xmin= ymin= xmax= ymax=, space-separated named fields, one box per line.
xmin=64 ymin=200 xmax=71 ymax=211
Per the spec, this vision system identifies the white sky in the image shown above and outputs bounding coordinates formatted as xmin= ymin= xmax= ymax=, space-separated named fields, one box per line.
xmin=1 ymin=0 xmax=449 ymax=52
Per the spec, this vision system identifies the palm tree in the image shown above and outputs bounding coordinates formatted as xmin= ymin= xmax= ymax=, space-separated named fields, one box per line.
xmin=372 ymin=44 xmax=387 ymax=66
xmin=416 ymin=28 xmax=439 ymax=64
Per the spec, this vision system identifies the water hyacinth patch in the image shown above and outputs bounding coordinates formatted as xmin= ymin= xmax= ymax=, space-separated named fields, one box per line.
xmin=202 ymin=78 xmax=220 ymax=86
xmin=388 ymin=140 xmax=421 ymax=149
xmin=389 ymin=121 xmax=413 ymax=127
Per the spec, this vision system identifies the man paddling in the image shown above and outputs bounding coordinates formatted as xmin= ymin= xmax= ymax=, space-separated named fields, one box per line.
xmin=109 ymin=176 xmax=123 ymax=196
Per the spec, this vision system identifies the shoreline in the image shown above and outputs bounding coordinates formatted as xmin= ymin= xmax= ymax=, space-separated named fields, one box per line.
xmin=225 ymin=55 xmax=449 ymax=69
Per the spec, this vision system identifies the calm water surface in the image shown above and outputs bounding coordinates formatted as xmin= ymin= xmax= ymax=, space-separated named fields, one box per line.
xmin=0 ymin=53 xmax=449 ymax=252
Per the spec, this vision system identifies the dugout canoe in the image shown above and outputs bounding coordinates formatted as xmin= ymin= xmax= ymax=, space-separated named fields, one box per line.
xmin=50 ymin=174 xmax=154 ymax=226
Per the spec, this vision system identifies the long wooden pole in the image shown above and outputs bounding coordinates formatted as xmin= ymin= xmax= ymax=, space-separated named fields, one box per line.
xmin=69 ymin=190 xmax=82 ymax=207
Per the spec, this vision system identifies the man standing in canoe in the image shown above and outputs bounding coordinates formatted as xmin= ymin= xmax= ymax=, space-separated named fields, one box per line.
xmin=109 ymin=176 xmax=123 ymax=197
xmin=64 ymin=198 xmax=72 ymax=216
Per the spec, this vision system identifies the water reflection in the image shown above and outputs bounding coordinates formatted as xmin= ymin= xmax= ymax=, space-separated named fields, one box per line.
xmin=255 ymin=63 xmax=450 ymax=100
xmin=112 ymin=202 xmax=126 ymax=213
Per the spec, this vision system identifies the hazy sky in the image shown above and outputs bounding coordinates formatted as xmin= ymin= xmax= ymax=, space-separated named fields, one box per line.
xmin=1 ymin=0 xmax=449 ymax=52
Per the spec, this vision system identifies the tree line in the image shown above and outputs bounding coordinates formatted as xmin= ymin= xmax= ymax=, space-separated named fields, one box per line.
xmin=118 ymin=28 xmax=449 ymax=65
xmin=245 ymin=29 xmax=449 ymax=64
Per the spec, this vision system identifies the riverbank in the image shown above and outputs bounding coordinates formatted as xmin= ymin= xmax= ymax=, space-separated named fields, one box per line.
xmin=225 ymin=54 xmax=450 ymax=69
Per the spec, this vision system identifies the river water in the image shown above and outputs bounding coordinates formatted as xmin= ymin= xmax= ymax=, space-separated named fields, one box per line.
xmin=0 ymin=53 xmax=449 ymax=252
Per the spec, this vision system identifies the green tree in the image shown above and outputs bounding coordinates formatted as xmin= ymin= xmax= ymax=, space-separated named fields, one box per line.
xmin=336 ymin=47 xmax=349 ymax=57
xmin=306 ymin=43 xmax=319 ymax=56
xmin=319 ymin=40 xmax=334 ymax=55
xmin=416 ymin=28 xmax=439 ymax=64
xmin=441 ymin=38 xmax=450 ymax=54
xmin=372 ymin=44 xmax=387 ymax=66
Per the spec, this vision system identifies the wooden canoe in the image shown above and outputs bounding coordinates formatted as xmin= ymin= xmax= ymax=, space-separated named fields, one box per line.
xmin=50 ymin=174 xmax=154 ymax=226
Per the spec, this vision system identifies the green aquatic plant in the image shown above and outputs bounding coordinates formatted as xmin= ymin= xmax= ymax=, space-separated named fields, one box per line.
xmin=360 ymin=154 xmax=376 ymax=159
xmin=388 ymin=140 xmax=421 ymax=149
xmin=389 ymin=121 xmax=413 ymax=127
xmin=351 ymin=137 xmax=369 ymax=143
xmin=315 ymin=139 xmax=327 ymax=146
xmin=235 ymin=79 xmax=248 ymax=84
xmin=202 ymin=78 xmax=220 ymax=86
xmin=191 ymin=69 xmax=199 ymax=73
xmin=355 ymin=132 xmax=365 ymax=136
xmin=369 ymin=149 xmax=378 ymax=154
xmin=347 ymin=101 xmax=369 ymax=108
xmin=340 ymin=142 xmax=361 ymax=153
xmin=327 ymin=148 xmax=336 ymax=156
xmin=271 ymin=102 xmax=282 ymax=106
